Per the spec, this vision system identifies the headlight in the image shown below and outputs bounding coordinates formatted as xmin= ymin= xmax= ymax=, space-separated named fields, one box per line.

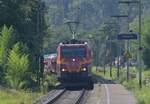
xmin=81 ymin=68 xmax=87 ymax=71
xmin=84 ymin=42 xmax=87 ymax=44
xmin=62 ymin=69 xmax=65 ymax=72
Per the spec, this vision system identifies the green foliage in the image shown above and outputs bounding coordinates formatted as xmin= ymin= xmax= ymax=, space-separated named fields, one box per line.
xmin=44 ymin=74 xmax=58 ymax=87
xmin=122 ymin=79 xmax=138 ymax=90
xmin=0 ymin=0 xmax=47 ymax=81
xmin=0 ymin=25 xmax=14 ymax=83
xmin=39 ymin=74 xmax=58 ymax=93
xmin=142 ymin=17 xmax=150 ymax=68
xmin=92 ymin=67 xmax=150 ymax=104
xmin=0 ymin=0 xmax=48 ymax=90
xmin=5 ymin=43 xmax=29 ymax=89
xmin=0 ymin=87 xmax=43 ymax=104
xmin=143 ymin=48 xmax=150 ymax=68
xmin=130 ymin=14 xmax=150 ymax=68
xmin=44 ymin=27 xmax=71 ymax=54
xmin=46 ymin=0 xmax=119 ymax=29
xmin=136 ymin=87 xmax=150 ymax=104
xmin=0 ymin=25 xmax=14 ymax=65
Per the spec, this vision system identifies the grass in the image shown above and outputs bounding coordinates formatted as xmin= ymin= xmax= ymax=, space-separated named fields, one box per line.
xmin=92 ymin=66 xmax=117 ymax=81
xmin=0 ymin=74 xmax=59 ymax=104
xmin=92 ymin=66 xmax=150 ymax=104
xmin=0 ymin=87 xmax=43 ymax=104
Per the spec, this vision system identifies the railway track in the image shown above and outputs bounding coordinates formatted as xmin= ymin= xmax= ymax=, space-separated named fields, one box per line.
xmin=51 ymin=89 xmax=85 ymax=104
xmin=33 ymin=89 xmax=66 ymax=104
xmin=33 ymin=89 xmax=86 ymax=104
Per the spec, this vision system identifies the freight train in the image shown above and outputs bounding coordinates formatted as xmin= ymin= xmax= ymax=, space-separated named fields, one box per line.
xmin=44 ymin=39 xmax=93 ymax=89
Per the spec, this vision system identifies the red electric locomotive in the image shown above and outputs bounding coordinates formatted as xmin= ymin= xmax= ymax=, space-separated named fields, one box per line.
xmin=56 ymin=39 xmax=93 ymax=89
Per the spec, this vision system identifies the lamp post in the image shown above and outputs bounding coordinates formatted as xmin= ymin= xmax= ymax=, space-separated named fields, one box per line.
xmin=104 ymin=25 xmax=112 ymax=77
xmin=103 ymin=23 xmax=117 ymax=77
xmin=88 ymin=33 xmax=101 ymax=72
xmin=112 ymin=14 xmax=130 ymax=81
xmin=37 ymin=0 xmax=41 ymax=85
xmin=99 ymin=29 xmax=108 ymax=75
xmin=138 ymin=0 xmax=142 ymax=89
xmin=111 ymin=15 xmax=128 ymax=79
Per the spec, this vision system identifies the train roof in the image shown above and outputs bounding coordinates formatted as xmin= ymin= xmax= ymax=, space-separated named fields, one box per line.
xmin=59 ymin=39 xmax=88 ymax=46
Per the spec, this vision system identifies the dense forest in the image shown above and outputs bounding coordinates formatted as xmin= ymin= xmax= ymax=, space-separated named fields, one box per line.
xmin=44 ymin=0 xmax=150 ymax=67
xmin=0 ymin=0 xmax=46 ymax=89
xmin=0 ymin=0 xmax=150 ymax=91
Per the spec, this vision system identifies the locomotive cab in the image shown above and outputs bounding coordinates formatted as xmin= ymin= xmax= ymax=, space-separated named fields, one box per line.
xmin=57 ymin=39 xmax=93 ymax=89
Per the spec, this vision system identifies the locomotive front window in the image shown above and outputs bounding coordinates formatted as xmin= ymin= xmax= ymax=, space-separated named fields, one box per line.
xmin=61 ymin=47 xmax=86 ymax=58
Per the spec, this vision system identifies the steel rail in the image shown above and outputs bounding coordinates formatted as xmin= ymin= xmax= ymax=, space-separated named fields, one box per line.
xmin=33 ymin=89 xmax=66 ymax=104
xmin=75 ymin=89 xmax=86 ymax=104
xmin=50 ymin=89 xmax=86 ymax=104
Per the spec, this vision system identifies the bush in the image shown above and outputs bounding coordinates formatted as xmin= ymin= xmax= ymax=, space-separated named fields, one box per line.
xmin=122 ymin=79 xmax=138 ymax=90
xmin=44 ymin=74 xmax=58 ymax=87
xmin=5 ymin=43 xmax=29 ymax=89
xmin=0 ymin=25 xmax=14 ymax=84
xmin=0 ymin=66 xmax=4 ymax=84
xmin=136 ymin=87 xmax=150 ymax=104
xmin=143 ymin=48 xmax=150 ymax=68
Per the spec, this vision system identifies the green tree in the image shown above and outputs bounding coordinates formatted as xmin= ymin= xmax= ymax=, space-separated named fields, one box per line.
xmin=0 ymin=25 xmax=14 ymax=83
xmin=5 ymin=43 xmax=29 ymax=89
xmin=130 ymin=15 xmax=150 ymax=68
xmin=143 ymin=30 xmax=150 ymax=68
xmin=0 ymin=0 xmax=47 ymax=79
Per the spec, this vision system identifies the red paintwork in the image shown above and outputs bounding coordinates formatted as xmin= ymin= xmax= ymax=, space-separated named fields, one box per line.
xmin=57 ymin=43 xmax=92 ymax=72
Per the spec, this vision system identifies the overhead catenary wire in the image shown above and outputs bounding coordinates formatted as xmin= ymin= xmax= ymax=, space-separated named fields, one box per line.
xmin=64 ymin=0 xmax=81 ymax=39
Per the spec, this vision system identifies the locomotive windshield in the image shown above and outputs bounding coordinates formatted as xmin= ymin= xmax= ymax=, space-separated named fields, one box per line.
xmin=61 ymin=47 xmax=86 ymax=58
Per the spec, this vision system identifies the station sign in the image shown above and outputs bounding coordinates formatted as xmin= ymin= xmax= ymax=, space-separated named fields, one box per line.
xmin=117 ymin=33 xmax=138 ymax=40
